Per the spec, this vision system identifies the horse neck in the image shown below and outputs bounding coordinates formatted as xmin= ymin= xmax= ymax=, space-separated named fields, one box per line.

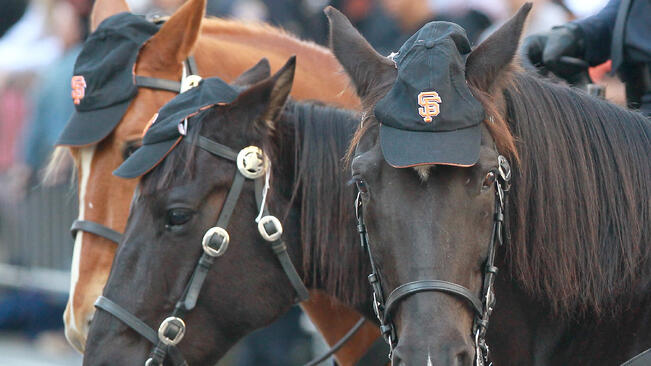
xmin=193 ymin=19 xmax=360 ymax=109
xmin=267 ymin=100 xmax=372 ymax=310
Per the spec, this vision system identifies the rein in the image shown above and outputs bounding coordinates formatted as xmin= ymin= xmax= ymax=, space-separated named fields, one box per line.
xmin=356 ymin=155 xmax=512 ymax=365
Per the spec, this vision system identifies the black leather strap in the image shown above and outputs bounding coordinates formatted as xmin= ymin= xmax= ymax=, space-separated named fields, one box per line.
xmin=384 ymin=280 xmax=482 ymax=322
xmin=270 ymin=239 xmax=309 ymax=302
xmin=95 ymin=296 xmax=158 ymax=343
xmin=187 ymin=135 xmax=238 ymax=162
xmin=135 ymin=76 xmax=182 ymax=93
xmin=94 ymin=296 xmax=187 ymax=366
xmin=70 ymin=220 xmax=122 ymax=244
xmin=186 ymin=56 xmax=199 ymax=76
xmin=304 ymin=317 xmax=366 ymax=366
xmin=610 ymin=0 xmax=632 ymax=72
xmin=178 ymin=171 xmax=245 ymax=310
xmin=216 ymin=173 xmax=245 ymax=228
xmin=178 ymin=254 xmax=215 ymax=311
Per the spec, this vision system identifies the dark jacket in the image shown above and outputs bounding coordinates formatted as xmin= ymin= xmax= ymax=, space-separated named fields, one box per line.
xmin=574 ymin=0 xmax=650 ymax=70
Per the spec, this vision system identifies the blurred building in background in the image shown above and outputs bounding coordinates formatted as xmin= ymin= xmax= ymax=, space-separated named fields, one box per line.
xmin=0 ymin=1 xmax=612 ymax=365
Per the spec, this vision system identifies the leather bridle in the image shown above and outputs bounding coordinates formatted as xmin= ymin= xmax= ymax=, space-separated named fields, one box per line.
xmin=356 ymin=155 xmax=511 ymax=366
xmin=94 ymin=133 xmax=310 ymax=366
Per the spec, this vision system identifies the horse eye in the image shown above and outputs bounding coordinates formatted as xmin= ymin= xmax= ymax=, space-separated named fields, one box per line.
xmin=482 ymin=171 xmax=496 ymax=189
xmin=122 ymin=140 xmax=142 ymax=160
xmin=355 ymin=178 xmax=369 ymax=194
xmin=166 ymin=208 xmax=194 ymax=228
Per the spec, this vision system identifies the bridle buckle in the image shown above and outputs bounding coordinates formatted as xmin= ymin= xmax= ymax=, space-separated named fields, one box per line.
xmin=257 ymin=215 xmax=283 ymax=242
xmin=202 ymin=227 xmax=230 ymax=257
xmin=157 ymin=316 xmax=186 ymax=346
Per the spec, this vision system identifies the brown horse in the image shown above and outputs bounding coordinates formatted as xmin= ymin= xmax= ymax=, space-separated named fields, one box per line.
xmin=57 ymin=0 xmax=380 ymax=362
xmin=328 ymin=4 xmax=650 ymax=365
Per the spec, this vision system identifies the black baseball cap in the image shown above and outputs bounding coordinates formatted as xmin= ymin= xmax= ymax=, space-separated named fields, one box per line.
xmin=375 ymin=22 xmax=485 ymax=168
xmin=114 ymin=77 xmax=239 ymax=178
xmin=56 ymin=12 xmax=160 ymax=146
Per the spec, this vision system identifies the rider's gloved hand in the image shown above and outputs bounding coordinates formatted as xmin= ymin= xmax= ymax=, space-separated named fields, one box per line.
xmin=521 ymin=23 xmax=585 ymax=79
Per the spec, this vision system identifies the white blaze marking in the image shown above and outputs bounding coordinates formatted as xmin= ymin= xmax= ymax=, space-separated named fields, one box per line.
xmin=67 ymin=146 xmax=95 ymax=333
xmin=88 ymin=202 xmax=94 ymax=209
xmin=427 ymin=348 xmax=433 ymax=366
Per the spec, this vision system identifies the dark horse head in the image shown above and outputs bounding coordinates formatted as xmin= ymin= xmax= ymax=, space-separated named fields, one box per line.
xmin=328 ymin=3 xmax=651 ymax=365
xmin=84 ymin=58 xmax=375 ymax=365
xmin=325 ymin=5 xmax=530 ymax=364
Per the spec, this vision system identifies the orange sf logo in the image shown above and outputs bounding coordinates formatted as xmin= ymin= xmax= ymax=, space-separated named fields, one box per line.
xmin=417 ymin=91 xmax=442 ymax=123
xmin=71 ymin=76 xmax=87 ymax=105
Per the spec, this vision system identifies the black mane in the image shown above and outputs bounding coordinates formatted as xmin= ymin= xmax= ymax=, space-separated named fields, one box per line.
xmin=268 ymin=101 xmax=368 ymax=305
xmin=505 ymin=72 xmax=650 ymax=317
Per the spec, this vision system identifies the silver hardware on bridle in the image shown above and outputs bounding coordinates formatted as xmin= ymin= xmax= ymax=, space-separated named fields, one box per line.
xmin=201 ymin=227 xmax=230 ymax=257
xmin=237 ymin=146 xmax=268 ymax=179
xmin=157 ymin=317 xmax=186 ymax=346
xmin=258 ymin=215 xmax=283 ymax=242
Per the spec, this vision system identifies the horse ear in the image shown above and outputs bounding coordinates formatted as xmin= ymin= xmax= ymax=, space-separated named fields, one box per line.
xmin=232 ymin=58 xmax=271 ymax=87
xmin=466 ymin=3 xmax=532 ymax=93
xmin=325 ymin=6 xmax=396 ymax=102
xmin=90 ymin=0 xmax=130 ymax=32
xmin=234 ymin=57 xmax=296 ymax=133
xmin=138 ymin=0 xmax=206 ymax=71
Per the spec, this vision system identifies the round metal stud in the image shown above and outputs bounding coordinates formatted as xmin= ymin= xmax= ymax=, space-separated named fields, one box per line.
xmin=237 ymin=146 xmax=267 ymax=179
xmin=157 ymin=316 xmax=186 ymax=346
xmin=257 ymin=215 xmax=283 ymax=242
xmin=202 ymin=227 xmax=230 ymax=257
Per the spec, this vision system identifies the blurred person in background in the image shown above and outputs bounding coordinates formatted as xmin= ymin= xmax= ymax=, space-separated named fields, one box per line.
xmin=8 ymin=0 xmax=83 ymax=198
xmin=522 ymin=0 xmax=650 ymax=114
xmin=0 ymin=0 xmax=83 ymax=354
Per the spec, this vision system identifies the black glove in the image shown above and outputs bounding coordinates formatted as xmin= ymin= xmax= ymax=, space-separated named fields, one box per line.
xmin=521 ymin=23 xmax=585 ymax=79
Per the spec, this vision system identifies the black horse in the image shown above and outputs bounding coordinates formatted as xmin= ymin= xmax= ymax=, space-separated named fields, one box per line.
xmin=83 ymin=59 xmax=381 ymax=365
xmin=327 ymin=4 xmax=650 ymax=365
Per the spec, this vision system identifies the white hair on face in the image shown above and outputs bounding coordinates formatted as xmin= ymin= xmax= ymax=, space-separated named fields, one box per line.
xmin=414 ymin=166 xmax=430 ymax=181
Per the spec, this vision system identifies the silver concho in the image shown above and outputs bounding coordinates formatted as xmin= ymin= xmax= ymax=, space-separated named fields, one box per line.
xmin=157 ymin=316 xmax=186 ymax=346
xmin=257 ymin=215 xmax=283 ymax=242
xmin=202 ymin=227 xmax=230 ymax=257
xmin=237 ymin=146 xmax=267 ymax=179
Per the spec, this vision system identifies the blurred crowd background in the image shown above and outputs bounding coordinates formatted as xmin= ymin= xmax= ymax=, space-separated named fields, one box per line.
xmin=0 ymin=0 xmax=615 ymax=365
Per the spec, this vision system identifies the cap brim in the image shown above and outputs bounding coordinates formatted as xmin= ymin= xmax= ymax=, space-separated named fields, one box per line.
xmin=380 ymin=123 xmax=481 ymax=168
xmin=113 ymin=137 xmax=181 ymax=179
xmin=56 ymin=101 xmax=132 ymax=146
